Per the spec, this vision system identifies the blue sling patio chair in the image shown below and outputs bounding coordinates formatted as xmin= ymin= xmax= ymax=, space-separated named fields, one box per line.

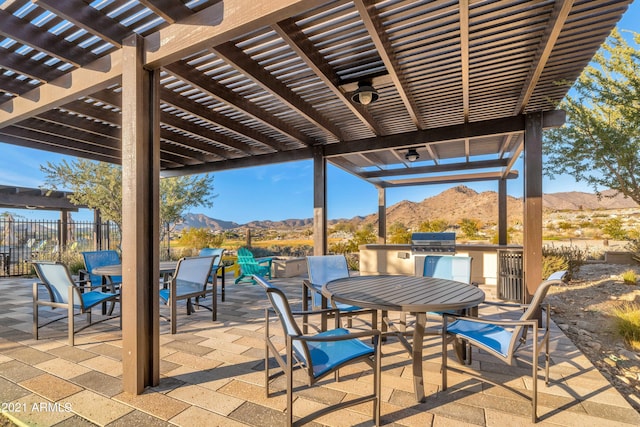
xmin=199 ymin=248 xmax=227 ymax=301
xmin=32 ymin=261 xmax=120 ymax=346
xmin=80 ymin=250 xmax=123 ymax=287
xmin=235 ymin=247 xmax=272 ymax=285
xmin=256 ymin=275 xmax=381 ymax=427
xmin=399 ymin=255 xmax=474 ymax=333
xmin=442 ymin=271 xmax=567 ymax=423
xmin=302 ymin=254 xmax=377 ymax=333
xmin=159 ymin=255 xmax=217 ymax=334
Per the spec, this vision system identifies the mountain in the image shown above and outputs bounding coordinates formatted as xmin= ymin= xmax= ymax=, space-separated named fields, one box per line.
xmin=178 ymin=214 xmax=240 ymax=231
xmin=542 ymin=189 xmax=638 ymax=210
xmin=180 ymin=186 xmax=640 ymax=231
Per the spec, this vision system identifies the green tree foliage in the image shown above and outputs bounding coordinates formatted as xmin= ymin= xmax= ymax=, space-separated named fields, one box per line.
xmin=388 ymin=222 xmax=411 ymax=244
xmin=353 ymin=223 xmax=377 ymax=246
xmin=458 ymin=218 xmax=481 ymax=239
xmin=41 ymin=159 xmax=216 ymax=236
xmin=176 ymin=227 xmax=224 ymax=251
xmin=417 ymin=219 xmax=449 ymax=232
xmin=602 ymin=217 xmax=627 ymax=240
xmin=544 ymin=29 xmax=640 ymax=203
xmin=329 ymin=224 xmax=377 ymax=254
xmin=41 ymin=159 xmax=123 ymax=229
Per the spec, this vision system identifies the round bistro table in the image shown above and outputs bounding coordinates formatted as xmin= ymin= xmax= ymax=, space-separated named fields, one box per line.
xmin=323 ymin=275 xmax=485 ymax=402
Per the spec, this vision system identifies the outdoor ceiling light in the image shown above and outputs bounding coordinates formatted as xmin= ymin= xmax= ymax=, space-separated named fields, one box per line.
xmin=351 ymin=80 xmax=379 ymax=105
xmin=405 ymin=148 xmax=420 ymax=162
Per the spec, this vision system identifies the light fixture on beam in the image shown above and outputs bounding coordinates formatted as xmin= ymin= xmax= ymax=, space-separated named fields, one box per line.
xmin=351 ymin=80 xmax=379 ymax=105
xmin=405 ymin=148 xmax=420 ymax=162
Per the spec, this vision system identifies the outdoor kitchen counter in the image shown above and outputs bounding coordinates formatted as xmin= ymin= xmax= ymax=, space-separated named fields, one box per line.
xmin=359 ymin=243 xmax=523 ymax=285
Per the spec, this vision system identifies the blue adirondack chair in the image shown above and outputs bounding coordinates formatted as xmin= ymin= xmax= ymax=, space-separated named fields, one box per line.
xmin=235 ymin=247 xmax=272 ymax=284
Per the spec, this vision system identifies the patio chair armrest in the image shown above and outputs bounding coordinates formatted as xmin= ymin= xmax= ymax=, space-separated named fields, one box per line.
xmin=481 ymin=300 xmax=528 ymax=309
xmin=302 ymin=279 xmax=320 ymax=293
xmin=256 ymin=257 xmax=273 ymax=267
xmin=297 ymin=329 xmax=381 ymax=343
xmin=76 ymin=283 xmax=119 ymax=293
xmin=442 ymin=313 xmax=537 ymax=328
xmin=77 ymin=269 xmax=90 ymax=284
xmin=291 ymin=308 xmax=340 ymax=316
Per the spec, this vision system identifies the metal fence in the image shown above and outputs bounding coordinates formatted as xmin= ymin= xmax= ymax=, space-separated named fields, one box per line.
xmin=0 ymin=218 xmax=120 ymax=276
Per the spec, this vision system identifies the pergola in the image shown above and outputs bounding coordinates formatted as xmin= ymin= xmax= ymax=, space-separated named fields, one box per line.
xmin=0 ymin=0 xmax=632 ymax=394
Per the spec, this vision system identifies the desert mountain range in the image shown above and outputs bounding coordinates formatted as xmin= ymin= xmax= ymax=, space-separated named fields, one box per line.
xmin=181 ymin=185 xmax=639 ymax=231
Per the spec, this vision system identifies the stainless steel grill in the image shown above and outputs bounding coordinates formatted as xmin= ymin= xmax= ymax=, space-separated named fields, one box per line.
xmin=411 ymin=232 xmax=456 ymax=276
xmin=410 ymin=232 xmax=456 ymax=254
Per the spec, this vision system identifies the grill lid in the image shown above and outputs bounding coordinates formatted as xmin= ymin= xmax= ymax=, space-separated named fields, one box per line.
xmin=411 ymin=232 xmax=456 ymax=253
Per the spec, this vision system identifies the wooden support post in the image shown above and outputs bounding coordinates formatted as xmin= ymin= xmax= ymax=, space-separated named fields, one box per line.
xmin=313 ymin=146 xmax=327 ymax=255
xmin=121 ymin=34 xmax=160 ymax=394
xmin=523 ymin=112 xmax=543 ymax=304
xmin=498 ymin=179 xmax=507 ymax=245
xmin=378 ymin=187 xmax=386 ymax=244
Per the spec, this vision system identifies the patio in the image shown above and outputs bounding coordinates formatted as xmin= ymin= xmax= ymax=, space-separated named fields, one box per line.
xmin=1 ymin=272 xmax=639 ymax=426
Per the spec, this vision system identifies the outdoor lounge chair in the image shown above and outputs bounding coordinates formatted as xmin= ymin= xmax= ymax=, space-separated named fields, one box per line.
xmin=302 ymin=254 xmax=377 ymax=333
xmin=441 ymin=271 xmax=567 ymax=423
xmin=32 ymin=261 xmax=120 ymax=346
xmin=159 ymin=255 xmax=217 ymax=334
xmin=256 ymin=275 xmax=381 ymax=427
xmin=199 ymin=247 xmax=228 ymax=301
xmin=235 ymin=247 xmax=272 ymax=284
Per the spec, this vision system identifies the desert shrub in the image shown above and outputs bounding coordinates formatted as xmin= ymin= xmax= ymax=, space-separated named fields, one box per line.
xmin=542 ymin=255 xmax=568 ymax=280
xmin=176 ymin=227 xmax=224 ymax=250
xmin=242 ymin=246 xmax=274 ymax=258
xmin=345 ymin=253 xmax=359 ymax=271
xmin=602 ymin=217 xmax=627 ymax=240
xmin=458 ymin=218 xmax=481 ymax=239
xmin=621 ymin=270 xmax=637 ymax=285
xmin=388 ymin=222 xmax=411 ymax=244
xmin=610 ymin=303 xmax=640 ymax=350
xmin=31 ymin=247 xmax=85 ymax=275
xmin=542 ymin=244 xmax=587 ymax=280
xmin=329 ymin=240 xmax=356 ymax=254
xmin=262 ymin=245 xmax=312 ymax=257
xmin=625 ymin=228 xmax=640 ymax=263
xmin=556 ymin=221 xmax=574 ymax=230
xmin=417 ymin=219 xmax=449 ymax=232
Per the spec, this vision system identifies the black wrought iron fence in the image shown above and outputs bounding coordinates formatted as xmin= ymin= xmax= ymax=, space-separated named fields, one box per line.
xmin=0 ymin=218 xmax=119 ymax=276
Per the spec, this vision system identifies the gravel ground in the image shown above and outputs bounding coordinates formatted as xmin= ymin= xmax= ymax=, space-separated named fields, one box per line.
xmin=548 ymin=263 xmax=640 ymax=412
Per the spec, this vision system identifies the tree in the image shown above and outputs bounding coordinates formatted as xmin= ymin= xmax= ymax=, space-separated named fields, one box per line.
xmin=159 ymin=174 xmax=217 ymax=245
xmin=458 ymin=218 xmax=481 ymax=239
xmin=603 ymin=217 xmax=627 ymax=240
xmin=41 ymin=159 xmax=122 ymax=228
xmin=176 ymin=227 xmax=224 ymax=252
xmin=543 ymin=29 xmax=640 ymax=203
xmin=418 ymin=219 xmax=449 ymax=232
xmin=41 ymin=159 xmax=216 ymax=239
xmin=387 ymin=222 xmax=411 ymax=244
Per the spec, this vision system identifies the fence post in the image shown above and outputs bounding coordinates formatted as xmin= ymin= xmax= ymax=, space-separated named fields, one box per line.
xmin=94 ymin=210 xmax=102 ymax=250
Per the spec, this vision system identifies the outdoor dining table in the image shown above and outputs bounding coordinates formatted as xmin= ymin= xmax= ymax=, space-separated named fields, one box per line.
xmin=322 ymin=275 xmax=485 ymax=402
xmin=92 ymin=260 xmax=177 ymax=279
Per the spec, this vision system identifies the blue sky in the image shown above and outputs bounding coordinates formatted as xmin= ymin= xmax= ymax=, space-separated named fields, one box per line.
xmin=1 ymin=2 xmax=639 ymax=224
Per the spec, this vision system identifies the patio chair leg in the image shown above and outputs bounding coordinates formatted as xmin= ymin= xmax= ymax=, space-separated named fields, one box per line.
xmin=32 ymin=283 xmax=39 ymax=340
xmin=171 ymin=296 xmax=178 ymax=335
xmin=68 ymin=302 xmax=75 ymax=346
xmin=532 ymin=325 xmax=538 ymax=423
xmin=212 ymin=277 xmax=217 ymax=322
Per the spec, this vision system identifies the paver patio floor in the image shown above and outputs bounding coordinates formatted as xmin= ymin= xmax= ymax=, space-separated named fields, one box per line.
xmin=1 ymin=273 xmax=639 ymax=426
